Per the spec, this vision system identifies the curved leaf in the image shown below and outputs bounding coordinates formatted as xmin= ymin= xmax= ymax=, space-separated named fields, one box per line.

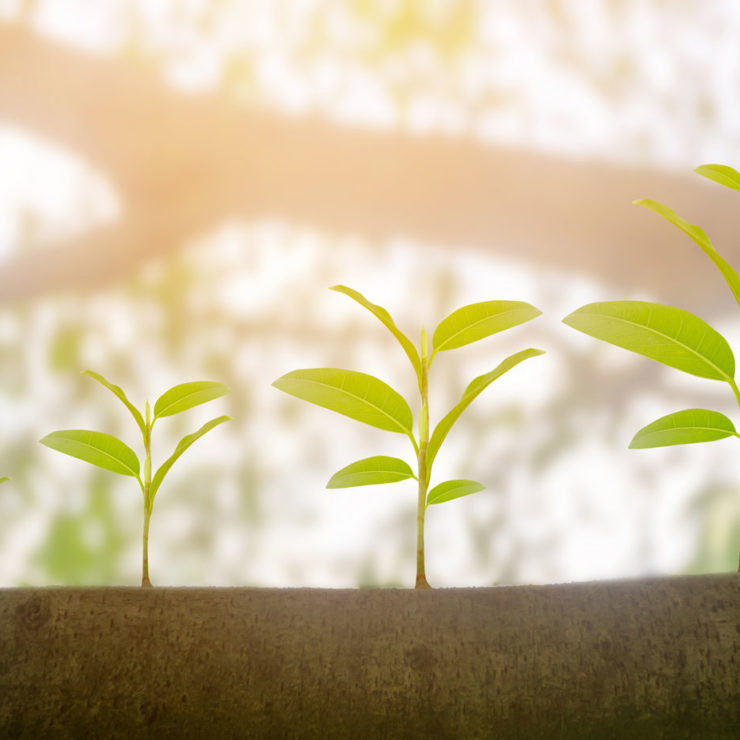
xmin=562 ymin=301 xmax=734 ymax=382
xmin=427 ymin=479 xmax=484 ymax=506
xmin=331 ymin=285 xmax=421 ymax=378
xmin=432 ymin=301 xmax=541 ymax=357
xmin=40 ymin=430 xmax=140 ymax=478
xmin=694 ymin=163 xmax=740 ymax=191
xmin=634 ymin=199 xmax=740 ymax=308
xmin=327 ymin=455 xmax=415 ymax=488
xmin=426 ymin=348 xmax=545 ymax=473
xmin=629 ymin=408 xmax=739 ymax=449
xmin=0 ymin=477 xmax=8 ymax=484
xmin=83 ymin=370 xmax=145 ymax=435
xmin=273 ymin=368 xmax=414 ymax=436
xmin=154 ymin=381 xmax=230 ymax=419
xmin=150 ymin=416 xmax=231 ymax=498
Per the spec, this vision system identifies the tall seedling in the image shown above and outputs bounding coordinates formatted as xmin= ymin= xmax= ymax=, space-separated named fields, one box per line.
xmin=41 ymin=372 xmax=231 ymax=586
xmin=274 ymin=286 xmax=544 ymax=588
xmin=563 ymin=163 xmax=740 ymax=570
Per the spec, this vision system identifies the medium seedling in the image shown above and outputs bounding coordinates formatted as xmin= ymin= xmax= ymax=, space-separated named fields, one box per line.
xmin=273 ymin=285 xmax=544 ymax=588
xmin=563 ymin=163 xmax=740 ymax=570
xmin=41 ymin=371 xmax=231 ymax=586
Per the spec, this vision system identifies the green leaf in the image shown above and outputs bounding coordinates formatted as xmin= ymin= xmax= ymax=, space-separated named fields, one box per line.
xmin=273 ymin=368 xmax=414 ymax=436
xmin=426 ymin=348 xmax=545 ymax=473
xmin=633 ymin=198 xmax=740 ymax=308
xmin=427 ymin=479 xmax=484 ymax=506
xmin=83 ymin=370 xmax=146 ymax=435
xmin=327 ymin=455 xmax=415 ymax=488
xmin=432 ymin=301 xmax=541 ymax=357
xmin=0 ymin=477 xmax=8 ymax=484
xmin=153 ymin=381 xmax=230 ymax=419
xmin=629 ymin=408 xmax=739 ymax=449
xmin=150 ymin=416 xmax=231 ymax=498
xmin=331 ymin=285 xmax=422 ymax=378
xmin=562 ymin=301 xmax=734 ymax=382
xmin=40 ymin=430 xmax=140 ymax=478
xmin=694 ymin=163 xmax=740 ymax=191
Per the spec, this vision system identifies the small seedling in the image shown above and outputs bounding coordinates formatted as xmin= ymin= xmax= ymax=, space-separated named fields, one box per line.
xmin=40 ymin=371 xmax=231 ymax=586
xmin=273 ymin=285 xmax=544 ymax=588
xmin=563 ymin=163 xmax=740 ymax=570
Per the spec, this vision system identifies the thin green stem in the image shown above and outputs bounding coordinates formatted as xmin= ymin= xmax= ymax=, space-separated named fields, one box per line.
xmin=141 ymin=402 xmax=154 ymax=587
xmin=142 ymin=504 xmax=153 ymax=588
xmin=415 ymin=327 xmax=432 ymax=589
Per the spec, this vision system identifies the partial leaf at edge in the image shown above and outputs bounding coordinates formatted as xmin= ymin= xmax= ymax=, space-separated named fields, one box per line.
xmin=634 ymin=198 xmax=740 ymax=308
xmin=40 ymin=429 xmax=140 ymax=478
xmin=326 ymin=455 xmax=415 ymax=488
xmin=427 ymin=479 xmax=484 ymax=506
xmin=83 ymin=370 xmax=145 ymax=435
xmin=150 ymin=415 xmax=231 ymax=498
xmin=562 ymin=300 xmax=735 ymax=382
xmin=629 ymin=408 xmax=739 ymax=449
xmin=426 ymin=348 xmax=545 ymax=473
xmin=694 ymin=163 xmax=740 ymax=191
xmin=273 ymin=368 xmax=414 ymax=436
xmin=0 ymin=477 xmax=8 ymax=484
xmin=330 ymin=285 xmax=421 ymax=378
xmin=432 ymin=301 xmax=541 ymax=356
xmin=153 ymin=381 xmax=230 ymax=419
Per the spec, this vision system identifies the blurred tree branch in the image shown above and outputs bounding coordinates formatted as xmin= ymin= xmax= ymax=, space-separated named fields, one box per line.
xmin=0 ymin=21 xmax=737 ymax=311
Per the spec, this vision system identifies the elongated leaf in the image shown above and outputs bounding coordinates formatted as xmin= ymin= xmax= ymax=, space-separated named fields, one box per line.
xmin=83 ymin=370 xmax=146 ymax=435
xmin=0 ymin=477 xmax=8 ymax=484
xmin=327 ymin=455 xmax=415 ymax=488
xmin=154 ymin=381 xmax=230 ymax=419
xmin=629 ymin=408 xmax=739 ymax=449
xmin=331 ymin=285 xmax=421 ymax=377
xmin=40 ymin=430 xmax=140 ymax=478
xmin=273 ymin=368 xmax=414 ymax=436
xmin=150 ymin=415 xmax=231 ymax=498
xmin=694 ymin=163 xmax=740 ymax=191
xmin=426 ymin=348 xmax=545 ymax=473
xmin=634 ymin=199 xmax=740 ymax=308
xmin=427 ymin=479 xmax=484 ymax=506
xmin=432 ymin=301 xmax=541 ymax=356
xmin=563 ymin=301 xmax=734 ymax=382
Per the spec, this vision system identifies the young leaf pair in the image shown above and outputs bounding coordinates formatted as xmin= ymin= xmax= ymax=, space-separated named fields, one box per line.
xmin=563 ymin=163 xmax=740 ymax=568
xmin=41 ymin=372 xmax=231 ymax=586
xmin=273 ymin=285 xmax=545 ymax=588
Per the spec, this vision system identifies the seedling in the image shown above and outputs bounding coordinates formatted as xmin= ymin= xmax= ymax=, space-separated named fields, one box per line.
xmin=0 ymin=477 xmax=8 ymax=484
xmin=562 ymin=163 xmax=740 ymax=570
xmin=40 ymin=371 xmax=231 ymax=586
xmin=273 ymin=285 xmax=544 ymax=588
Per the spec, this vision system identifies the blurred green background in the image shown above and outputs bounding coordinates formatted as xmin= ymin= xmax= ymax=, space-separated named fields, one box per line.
xmin=0 ymin=0 xmax=739 ymax=587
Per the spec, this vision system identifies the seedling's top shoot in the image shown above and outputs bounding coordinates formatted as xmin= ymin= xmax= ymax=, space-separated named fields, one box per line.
xmin=41 ymin=371 xmax=231 ymax=586
xmin=274 ymin=285 xmax=544 ymax=588
xmin=563 ymin=162 xmax=740 ymax=570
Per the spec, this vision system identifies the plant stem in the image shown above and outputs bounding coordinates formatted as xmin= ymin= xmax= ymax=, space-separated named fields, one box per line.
xmin=141 ymin=402 xmax=153 ymax=588
xmin=415 ymin=328 xmax=432 ymax=589
xmin=142 ymin=503 xmax=153 ymax=588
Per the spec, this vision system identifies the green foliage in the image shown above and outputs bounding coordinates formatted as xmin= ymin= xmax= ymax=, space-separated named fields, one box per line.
xmin=0 ymin=476 xmax=8 ymax=484
xmin=327 ymin=456 xmax=416 ymax=488
xmin=40 ymin=430 xmax=141 ymax=478
xmin=563 ymin=301 xmax=734 ymax=382
xmin=40 ymin=371 xmax=231 ymax=585
xmin=629 ymin=409 xmax=739 ymax=449
xmin=563 ymin=163 xmax=740 ymax=568
xmin=274 ymin=285 xmax=544 ymax=587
